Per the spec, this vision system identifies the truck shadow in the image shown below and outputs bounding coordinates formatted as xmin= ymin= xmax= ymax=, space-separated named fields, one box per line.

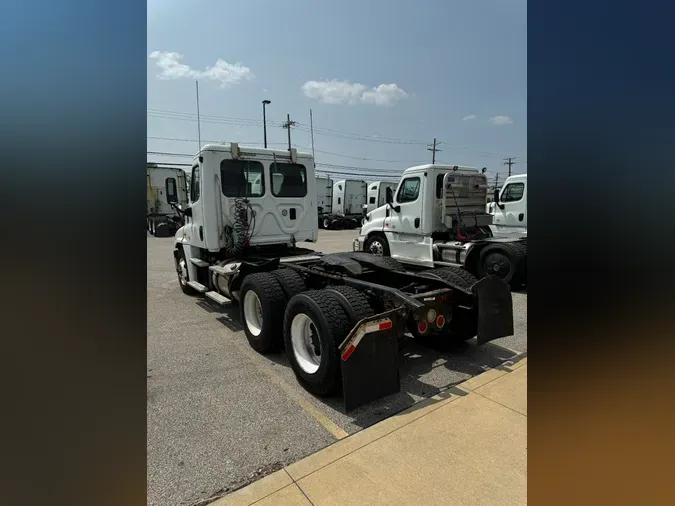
xmin=264 ymin=333 xmax=523 ymax=431
xmin=201 ymin=298 xmax=524 ymax=430
xmin=322 ymin=338 xmax=523 ymax=430
xmin=196 ymin=300 xmax=244 ymax=332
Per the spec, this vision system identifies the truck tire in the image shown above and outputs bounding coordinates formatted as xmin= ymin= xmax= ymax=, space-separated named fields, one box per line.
xmin=174 ymin=249 xmax=197 ymax=296
xmin=149 ymin=218 xmax=156 ymax=236
xmin=325 ymin=285 xmax=375 ymax=326
xmin=283 ymin=290 xmax=353 ymax=396
xmin=364 ymin=233 xmax=391 ymax=257
xmin=240 ymin=272 xmax=287 ymax=354
xmin=154 ymin=222 xmax=170 ymax=237
xmin=434 ymin=267 xmax=479 ymax=289
xmin=477 ymin=243 xmax=526 ymax=289
xmin=322 ymin=217 xmax=331 ymax=229
xmin=271 ymin=268 xmax=307 ymax=300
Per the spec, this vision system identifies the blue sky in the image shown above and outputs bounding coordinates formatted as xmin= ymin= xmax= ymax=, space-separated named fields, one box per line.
xmin=147 ymin=0 xmax=526 ymax=184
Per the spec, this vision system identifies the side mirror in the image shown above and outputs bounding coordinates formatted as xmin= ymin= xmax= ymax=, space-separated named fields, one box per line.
xmin=493 ymin=188 xmax=500 ymax=203
xmin=172 ymin=202 xmax=192 ymax=217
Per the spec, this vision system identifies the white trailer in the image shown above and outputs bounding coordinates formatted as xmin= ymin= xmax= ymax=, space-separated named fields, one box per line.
xmin=366 ymin=181 xmax=399 ymax=214
xmin=147 ymin=164 xmax=189 ymax=237
xmin=332 ymin=179 xmax=367 ymax=218
xmin=316 ymin=176 xmax=333 ymax=227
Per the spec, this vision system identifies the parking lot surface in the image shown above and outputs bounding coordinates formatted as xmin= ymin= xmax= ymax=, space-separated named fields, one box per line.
xmin=147 ymin=229 xmax=527 ymax=506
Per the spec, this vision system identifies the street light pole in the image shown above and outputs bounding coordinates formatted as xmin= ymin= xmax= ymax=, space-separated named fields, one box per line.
xmin=262 ymin=100 xmax=271 ymax=148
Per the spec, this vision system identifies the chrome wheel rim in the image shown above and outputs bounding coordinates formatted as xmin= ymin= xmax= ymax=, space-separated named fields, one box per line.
xmin=290 ymin=313 xmax=322 ymax=374
xmin=368 ymin=240 xmax=384 ymax=256
xmin=177 ymin=258 xmax=188 ymax=286
xmin=243 ymin=291 xmax=263 ymax=336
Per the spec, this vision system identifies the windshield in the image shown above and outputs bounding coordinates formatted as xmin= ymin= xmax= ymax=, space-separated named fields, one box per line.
xmin=270 ymin=162 xmax=307 ymax=198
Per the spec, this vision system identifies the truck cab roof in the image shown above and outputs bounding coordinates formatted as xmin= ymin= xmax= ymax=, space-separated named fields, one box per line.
xmin=197 ymin=143 xmax=313 ymax=162
xmin=402 ymin=163 xmax=480 ymax=176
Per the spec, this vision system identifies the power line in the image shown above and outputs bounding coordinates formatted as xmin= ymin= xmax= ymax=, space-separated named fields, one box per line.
xmin=147 ymin=108 xmax=521 ymax=158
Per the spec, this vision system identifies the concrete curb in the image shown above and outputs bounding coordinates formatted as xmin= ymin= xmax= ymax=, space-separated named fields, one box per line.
xmin=212 ymin=356 xmax=527 ymax=506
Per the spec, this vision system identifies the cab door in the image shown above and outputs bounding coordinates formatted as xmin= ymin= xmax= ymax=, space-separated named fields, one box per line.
xmin=385 ymin=175 xmax=433 ymax=266
xmin=493 ymin=180 xmax=527 ymax=233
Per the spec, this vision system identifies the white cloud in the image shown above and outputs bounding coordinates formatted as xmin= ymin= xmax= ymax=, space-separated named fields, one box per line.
xmin=489 ymin=115 xmax=513 ymax=125
xmin=301 ymin=80 xmax=408 ymax=106
xmin=149 ymin=51 xmax=254 ymax=87
xmin=462 ymin=114 xmax=477 ymax=121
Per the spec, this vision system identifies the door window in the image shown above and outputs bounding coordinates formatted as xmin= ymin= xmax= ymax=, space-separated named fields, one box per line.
xmin=190 ymin=165 xmax=200 ymax=202
xmin=396 ymin=177 xmax=421 ymax=203
xmin=166 ymin=177 xmax=178 ymax=203
xmin=501 ymin=182 xmax=525 ymax=202
xmin=369 ymin=197 xmax=376 ymax=204
xmin=436 ymin=173 xmax=445 ymax=198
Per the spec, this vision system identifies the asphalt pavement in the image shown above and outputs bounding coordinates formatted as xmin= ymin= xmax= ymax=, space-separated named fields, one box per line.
xmin=147 ymin=229 xmax=527 ymax=506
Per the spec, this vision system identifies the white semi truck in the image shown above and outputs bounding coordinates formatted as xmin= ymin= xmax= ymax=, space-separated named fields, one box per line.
xmin=357 ymin=164 xmax=527 ymax=289
xmin=147 ymin=163 xmax=189 ymax=237
xmin=170 ymin=143 xmax=514 ymax=410
xmin=486 ymin=173 xmax=527 ymax=237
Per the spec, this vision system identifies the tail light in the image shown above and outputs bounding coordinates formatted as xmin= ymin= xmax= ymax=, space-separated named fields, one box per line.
xmin=417 ymin=320 xmax=428 ymax=334
xmin=436 ymin=314 xmax=446 ymax=329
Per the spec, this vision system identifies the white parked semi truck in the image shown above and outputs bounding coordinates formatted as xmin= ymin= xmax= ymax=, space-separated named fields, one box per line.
xmin=357 ymin=164 xmax=528 ymax=289
xmin=147 ymin=163 xmax=189 ymax=237
xmin=170 ymin=143 xmax=514 ymax=410
xmin=486 ymin=173 xmax=527 ymax=238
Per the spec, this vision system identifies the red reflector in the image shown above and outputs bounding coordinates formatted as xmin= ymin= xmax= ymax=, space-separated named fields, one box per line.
xmin=418 ymin=320 xmax=428 ymax=333
xmin=341 ymin=344 xmax=356 ymax=361
xmin=436 ymin=315 xmax=445 ymax=328
xmin=379 ymin=320 xmax=393 ymax=330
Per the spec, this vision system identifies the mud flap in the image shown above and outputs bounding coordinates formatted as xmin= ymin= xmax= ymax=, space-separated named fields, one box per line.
xmin=339 ymin=309 xmax=404 ymax=412
xmin=473 ymin=275 xmax=514 ymax=345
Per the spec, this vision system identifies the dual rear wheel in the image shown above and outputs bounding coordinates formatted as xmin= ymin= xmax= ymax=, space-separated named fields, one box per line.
xmin=238 ymin=271 xmax=376 ymax=396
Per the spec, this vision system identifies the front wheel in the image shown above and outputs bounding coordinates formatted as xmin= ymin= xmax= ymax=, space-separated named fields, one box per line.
xmin=363 ymin=234 xmax=390 ymax=256
xmin=174 ymin=249 xmax=197 ymax=296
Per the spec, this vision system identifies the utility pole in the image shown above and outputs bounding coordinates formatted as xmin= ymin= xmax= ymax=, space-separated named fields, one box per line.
xmin=503 ymin=157 xmax=516 ymax=177
xmin=262 ymin=99 xmax=271 ymax=148
xmin=495 ymin=173 xmax=500 ymax=192
xmin=309 ymin=109 xmax=316 ymax=160
xmin=427 ymin=138 xmax=441 ymax=163
xmin=282 ymin=114 xmax=297 ymax=152
xmin=195 ymin=81 xmax=202 ymax=151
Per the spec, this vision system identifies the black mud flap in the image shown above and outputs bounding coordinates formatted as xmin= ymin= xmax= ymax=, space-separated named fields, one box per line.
xmin=339 ymin=309 xmax=405 ymax=412
xmin=473 ymin=275 xmax=514 ymax=346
